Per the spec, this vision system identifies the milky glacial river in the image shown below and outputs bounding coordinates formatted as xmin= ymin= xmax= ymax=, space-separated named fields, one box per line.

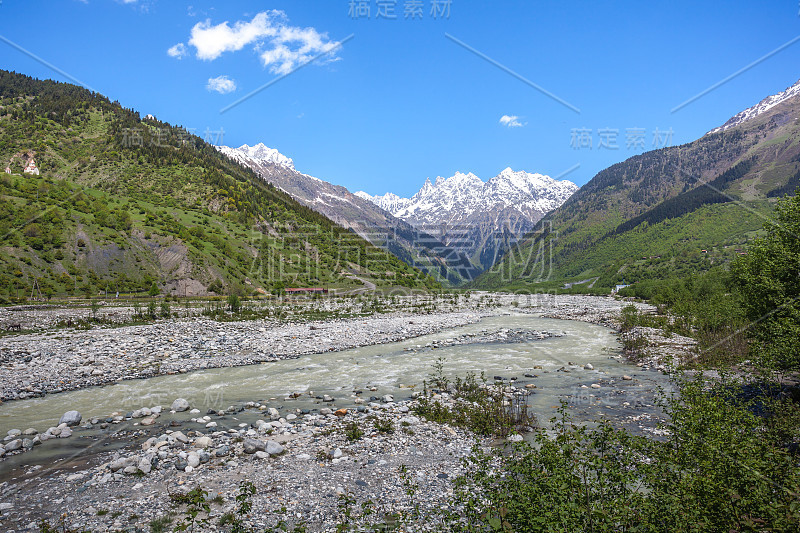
xmin=0 ymin=314 xmax=673 ymax=476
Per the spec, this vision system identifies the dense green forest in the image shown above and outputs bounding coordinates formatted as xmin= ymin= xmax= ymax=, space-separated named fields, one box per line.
xmin=0 ymin=70 xmax=438 ymax=301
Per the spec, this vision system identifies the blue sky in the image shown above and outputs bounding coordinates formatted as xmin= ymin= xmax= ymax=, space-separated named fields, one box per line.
xmin=2 ymin=1 xmax=800 ymax=197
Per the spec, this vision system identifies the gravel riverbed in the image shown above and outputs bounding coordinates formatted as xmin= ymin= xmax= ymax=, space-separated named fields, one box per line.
xmin=0 ymin=294 xmax=685 ymax=531
xmin=0 ymin=311 xmax=490 ymax=403
xmin=0 ymin=397 xmax=480 ymax=532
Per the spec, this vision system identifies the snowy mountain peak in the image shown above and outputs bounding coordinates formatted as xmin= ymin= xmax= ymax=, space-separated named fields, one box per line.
xmin=356 ymin=191 xmax=411 ymax=214
xmin=216 ymin=142 xmax=295 ymax=170
xmin=359 ymin=167 xmax=578 ymax=231
xmin=708 ymin=78 xmax=800 ymax=135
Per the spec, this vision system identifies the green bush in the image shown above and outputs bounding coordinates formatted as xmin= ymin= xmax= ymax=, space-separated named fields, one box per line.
xmin=445 ymin=375 xmax=800 ymax=532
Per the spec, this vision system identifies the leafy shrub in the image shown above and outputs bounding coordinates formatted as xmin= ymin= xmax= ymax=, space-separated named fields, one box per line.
xmin=445 ymin=375 xmax=800 ymax=532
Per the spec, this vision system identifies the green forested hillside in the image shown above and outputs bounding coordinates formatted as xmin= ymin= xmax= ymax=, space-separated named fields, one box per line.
xmin=0 ymin=70 xmax=436 ymax=301
xmin=475 ymin=89 xmax=800 ymax=292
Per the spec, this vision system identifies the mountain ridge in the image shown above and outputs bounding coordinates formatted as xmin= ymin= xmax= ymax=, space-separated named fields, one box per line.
xmin=475 ymin=76 xmax=800 ymax=291
xmin=215 ymin=143 xmax=481 ymax=285
xmin=357 ymin=168 xmax=578 ymax=228
xmin=0 ymin=70 xmax=434 ymax=300
xmin=357 ymin=168 xmax=578 ymax=271
xmin=708 ymin=78 xmax=800 ymax=134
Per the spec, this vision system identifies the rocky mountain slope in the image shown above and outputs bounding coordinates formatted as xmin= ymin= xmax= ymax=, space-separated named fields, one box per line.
xmin=709 ymin=79 xmax=800 ymax=134
xmin=216 ymin=144 xmax=480 ymax=285
xmin=0 ymin=70 xmax=434 ymax=301
xmin=475 ymin=77 xmax=800 ymax=291
xmin=357 ymin=169 xmax=578 ymax=270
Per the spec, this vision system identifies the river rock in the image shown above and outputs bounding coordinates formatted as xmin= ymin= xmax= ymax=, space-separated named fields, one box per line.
xmin=5 ymin=439 xmax=22 ymax=452
xmin=140 ymin=417 xmax=156 ymax=426
xmin=172 ymin=431 xmax=189 ymax=444
xmin=243 ymin=439 xmax=266 ymax=454
xmin=267 ymin=407 xmax=280 ymax=420
xmin=187 ymin=452 xmax=200 ymax=468
xmin=382 ymin=395 xmax=394 ymax=403
xmin=6 ymin=429 xmax=21 ymax=438
xmin=194 ymin=436 xmax=213 ymax=449
xmin=59 ymin=411 xmax=82 ymax=427
xmin=138 ymin=458 xmax=152 ymax=474
xmin=215 ymin=445 xmax=230 ymax=457
xmin=171 ymin=398 xmax=190 ymax=412
xmin=399 ymin=416 xmax=420 ymax=426
xmin=109 ymin=457 xmax=135 ymax=472
xmin=584 ymin=363 xmax=594 ymax=370
xmin=266 ymin=441 xmax=284 ymax=455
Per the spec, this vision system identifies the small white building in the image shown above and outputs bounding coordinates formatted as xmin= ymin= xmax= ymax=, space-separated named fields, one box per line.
xmin=23 ymin=158 xmax=39 ymax=175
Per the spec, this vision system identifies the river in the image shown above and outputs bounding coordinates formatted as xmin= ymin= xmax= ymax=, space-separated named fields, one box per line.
xmin=0 ymin=313 xmax=673 ymax=476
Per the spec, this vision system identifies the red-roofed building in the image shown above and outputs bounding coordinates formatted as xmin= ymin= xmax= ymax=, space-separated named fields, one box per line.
xmin=284 ymin=288 xmax=328 ymax=294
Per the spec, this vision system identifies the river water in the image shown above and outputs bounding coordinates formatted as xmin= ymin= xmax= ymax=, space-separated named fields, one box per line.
xmin=0 ymin=314 xmax=673 ymax=476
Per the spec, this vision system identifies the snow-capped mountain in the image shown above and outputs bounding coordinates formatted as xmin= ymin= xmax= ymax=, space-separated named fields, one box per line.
xmin=357 ymin=168 xmax=578 ymax=270
xmin=216 ymin=143 xmax=479 ymax=284
xmin=357 ymin=168 xmax=578 ymax=230
xmin=708 ymin=78 xmax=800 ymax=134
xmin=217 ymin=142 xmax=295 ymax=171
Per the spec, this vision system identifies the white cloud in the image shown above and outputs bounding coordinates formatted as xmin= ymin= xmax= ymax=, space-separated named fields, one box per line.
xmin=167 ymin=43 xmax=188 ymax=59
xmin=499 ymin=115 xmax=525 ymax=128
xmin=206 ymin=75 xmax=237 ymax=94
xmin=172 ymin=11 xmax=341 ymax=75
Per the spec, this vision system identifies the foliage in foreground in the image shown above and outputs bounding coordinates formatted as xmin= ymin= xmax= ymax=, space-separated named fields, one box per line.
xmin=447 ymin=376 xmax=800 ymax=532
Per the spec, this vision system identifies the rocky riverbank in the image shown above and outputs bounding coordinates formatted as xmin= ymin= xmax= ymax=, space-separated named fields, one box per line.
xmin=0 ymin=396 xmax=481 ymax=531
xmin=0 ymin=294 xmax=646 ymax=404
xmin=0 ymin=294 xmax=685 ymax=531
xmin=0 ymin=311 xmax=490 ymax=402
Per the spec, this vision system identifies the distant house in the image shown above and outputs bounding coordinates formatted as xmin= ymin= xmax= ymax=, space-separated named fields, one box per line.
xmin=23 ymin=158 xmax=39 ymax=175
xmin=612 ymin=284 xmax=630 ymax=294
xmin=4 ymin=166 xmax=10 ymax=174
xmin=285 ymin=288 xmax=328 ymax=295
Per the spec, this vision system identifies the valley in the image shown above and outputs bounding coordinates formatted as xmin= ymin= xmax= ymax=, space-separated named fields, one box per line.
xmin=0 ymin=293 xmax=675 ymax=531
xmin=3 ymin=2 xmax=800 ymax=530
